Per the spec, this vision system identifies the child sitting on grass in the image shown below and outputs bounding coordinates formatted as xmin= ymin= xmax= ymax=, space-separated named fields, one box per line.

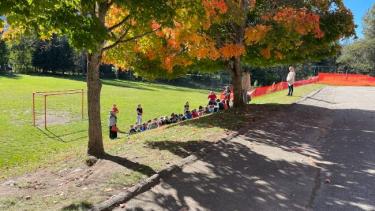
xmin=192 ymin=109 xmax=199 ymax=118
xmin=151 ymin=118 xmax=160 ymax=128
xmin=135 ymin=124 xmax=142 ymax=133
xmin=129 ymin=125 xmax=137 ymax=135
xmin=141 ymin=123 xmax=148 ymax=131
xmin=179 ymin=114 xmax=186 ymax=121
xmin=208 ymin=104 xmax=215 ymax=113
xmin=185 ymin=110 xmax=193 ymax=119
xmin=198 ymin=106 xmax=204 ymax=116
xmin=217 ymin=99 xmax=225 ymax=111
xmin=204 ymin=106 xmax=210 ymax=114
xmin=170 ymin=113 xmax=178 ymax=123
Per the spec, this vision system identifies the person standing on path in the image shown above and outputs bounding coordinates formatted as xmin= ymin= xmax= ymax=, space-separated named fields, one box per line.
xmin=287 ymin=66 xmax=296 ymax=96
xmin=136 ymin=104 xmax=143 ymax=125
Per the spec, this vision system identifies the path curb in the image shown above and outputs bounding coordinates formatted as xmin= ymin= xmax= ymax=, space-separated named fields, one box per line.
xmin=293 ymin=87 xmax=324 ymax=105
xmin=90 ymin=132 xmax=239 ymax=211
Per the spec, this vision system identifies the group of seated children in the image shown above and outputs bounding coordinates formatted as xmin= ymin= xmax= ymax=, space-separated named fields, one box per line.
xmin=127 ymin=91 xmax=229 ymax=135
xmin=109 ymin=90 xmax=231 ymax=138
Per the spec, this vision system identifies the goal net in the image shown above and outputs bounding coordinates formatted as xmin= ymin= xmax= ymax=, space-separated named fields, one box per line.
xmin=32 ymin=89 xmax=85 ymax=128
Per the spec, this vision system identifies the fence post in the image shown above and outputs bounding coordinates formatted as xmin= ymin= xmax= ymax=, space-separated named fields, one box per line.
xmin=44 ymin=95 xmax=47 ymax=129
xmin=32 ymin=93 xmax=35 ymax=127
xmin=81 ymin=89 xmax=84 ymax=119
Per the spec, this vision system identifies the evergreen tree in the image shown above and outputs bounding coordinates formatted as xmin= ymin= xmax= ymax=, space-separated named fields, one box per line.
xmin=8 ymin=36 xmax=35 ymax=73
xmin=0 ymin=40 xmax=8 ymax=71
xmin=32 ymin=35 xmax=75 ymax=74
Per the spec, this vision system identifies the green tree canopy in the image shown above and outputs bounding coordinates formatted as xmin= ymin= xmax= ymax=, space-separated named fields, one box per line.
xmin=0 ymin=40 xmax=8 ymax=71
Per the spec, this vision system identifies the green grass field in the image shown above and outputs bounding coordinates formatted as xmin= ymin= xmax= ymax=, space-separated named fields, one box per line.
xmin=0 ymin=74 xmax=324 ymax=180
xmin=0 ymin=74 xmax=209 ymax=178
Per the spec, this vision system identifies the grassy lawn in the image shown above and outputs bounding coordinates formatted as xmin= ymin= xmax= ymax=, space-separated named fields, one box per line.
xmin=0 ymin=74 xmax=209 ymax=179
xmin=0 ymin=75 xmax=324 ymax=179
xmin=251 ymin=83 xmax=325 ymax=104
xmin=0 ymin=75 xmax=325 ymax=210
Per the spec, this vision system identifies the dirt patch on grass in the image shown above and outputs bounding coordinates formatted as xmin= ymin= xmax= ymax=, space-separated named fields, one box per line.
xmin=35 ymin=111 xmax=82 ymax=127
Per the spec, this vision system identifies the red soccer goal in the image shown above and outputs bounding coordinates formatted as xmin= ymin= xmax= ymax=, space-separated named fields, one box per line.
xmin=32 ymin=89 xmax=85 ymax=128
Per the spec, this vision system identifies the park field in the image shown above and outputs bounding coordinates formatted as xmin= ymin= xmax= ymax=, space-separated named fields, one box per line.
xmin=0 ymin=74 xmax=325 ymax=210
xmin=0 ymin=74 xmax=325 ymax=179
xmin=0 ymin=74 xmax=209 ymax=178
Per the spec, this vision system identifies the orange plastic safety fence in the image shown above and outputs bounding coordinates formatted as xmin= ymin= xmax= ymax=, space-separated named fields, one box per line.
xmin=318 ymin=73 xmax=375 ymax=86
xmin=220 ymin=73 xmax=374 ymax=101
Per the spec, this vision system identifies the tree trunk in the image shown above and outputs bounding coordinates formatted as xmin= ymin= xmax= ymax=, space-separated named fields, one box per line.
xmin=87 ymin=52 xmax=104 ymax=157
xmin=230 ymin=57 xmax=246 ymax=108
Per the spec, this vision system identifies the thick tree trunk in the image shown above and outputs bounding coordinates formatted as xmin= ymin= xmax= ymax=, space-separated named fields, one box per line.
xmin=230 ymin=57 xmax=246 ymax=108
xmin=87 ymin=52 xmax=104 ymax=156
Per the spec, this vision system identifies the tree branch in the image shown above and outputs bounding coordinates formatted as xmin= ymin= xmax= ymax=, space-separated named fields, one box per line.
xmin=107 ymin=0 xmax=114 ymax=8
xmin=107 ymin=14 xmax=131 ymax=32
xmin=102 ymin=29 xmax=159 ymax=52
xmin=102 ymin=26 xmax=131 ymax=52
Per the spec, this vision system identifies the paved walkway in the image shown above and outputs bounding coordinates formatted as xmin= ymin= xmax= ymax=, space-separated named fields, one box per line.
xmin=119 ymin=86 xmax=375 ymax=211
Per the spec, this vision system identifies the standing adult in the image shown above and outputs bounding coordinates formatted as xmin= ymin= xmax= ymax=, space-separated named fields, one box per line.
xmin=136 ymin=104 xmax=143 ymax=125
xmin=184 ymin=101 xmax=190 ymax=113
xmin=287 ymin=66 xmax=296 ymax=96
xmin=208 ymin=91 xmax=217 ymax=105
xmin=109 ymin=111 xmax=118 ymax=139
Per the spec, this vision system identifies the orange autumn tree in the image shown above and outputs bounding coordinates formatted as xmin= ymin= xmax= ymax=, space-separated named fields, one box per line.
xmin=102 ymin=2 xmax=220 ymax=79
xmin=196 ymin=0 xmax=354 ymax=107
xmin=123 ymin=0 xmax=354 ymax=107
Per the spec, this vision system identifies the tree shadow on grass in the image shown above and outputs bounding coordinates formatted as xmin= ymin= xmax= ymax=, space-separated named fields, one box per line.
xmin=37 ymin=128 xmax=87 ymax=143
xmin=0 ymin=72 xmax=21 ymax=79
xmin=60 ymin=201 xmax=93 ymax=211
xmin=101 ymin=80 xmax=155 ymax=91
xmin=101 ymin=153 xmax=156 ymax=177
xmin=102 ymin=79 xmax=208 ymax=93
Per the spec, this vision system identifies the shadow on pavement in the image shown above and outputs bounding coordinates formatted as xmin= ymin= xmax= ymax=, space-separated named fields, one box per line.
xmin=129 ymin=103 xmax=375 ymax=211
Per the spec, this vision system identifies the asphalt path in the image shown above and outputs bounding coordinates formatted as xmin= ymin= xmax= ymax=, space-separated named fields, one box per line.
xmin=118 ymin=86 xmax=375 ymax=211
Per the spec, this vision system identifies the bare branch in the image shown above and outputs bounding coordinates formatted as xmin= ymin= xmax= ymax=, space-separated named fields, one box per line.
xmin=107 ymin=14 xmax=131 ymax=32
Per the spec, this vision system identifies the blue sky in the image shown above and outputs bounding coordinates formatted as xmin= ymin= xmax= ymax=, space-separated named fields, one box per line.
xmin=343 ymin=0 xmax=374 ymax=38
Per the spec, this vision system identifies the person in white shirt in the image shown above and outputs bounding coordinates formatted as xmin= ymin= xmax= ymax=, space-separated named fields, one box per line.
xmin=286 ymin=66 xmax=296 ymax=96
